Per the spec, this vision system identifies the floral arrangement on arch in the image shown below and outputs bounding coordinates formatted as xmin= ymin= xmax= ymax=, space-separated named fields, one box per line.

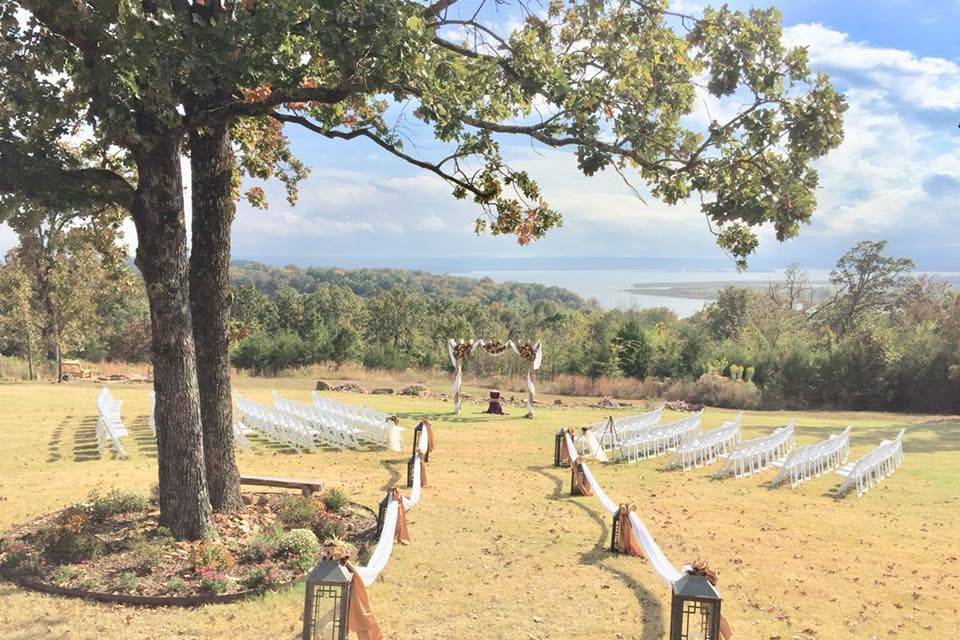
xmin=513 ymin=341 xmax=539 ymax=361
xmin=482 ymin=340 xmax=507 ymax=355
xmin=451 ymin=340 xmax=475 ymax=361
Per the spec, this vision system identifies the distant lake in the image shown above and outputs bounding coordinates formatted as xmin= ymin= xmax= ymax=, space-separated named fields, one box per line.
xmin=453 ymin=268 xmax=835 ymax=317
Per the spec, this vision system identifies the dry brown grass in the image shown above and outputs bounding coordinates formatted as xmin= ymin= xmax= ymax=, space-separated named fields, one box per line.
xmin=0 ymin=377 xmax=957 ymax=639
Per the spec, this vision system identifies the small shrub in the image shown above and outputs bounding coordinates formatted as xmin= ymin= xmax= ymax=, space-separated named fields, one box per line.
xmin=275 ymin=529 xmax=320 ymax=571
xmin=399 ymin=383 xmax=429 ymax=397
xmin=245 ymin=560 xmax=283 ymax=591
xmin=189 ymin=540 xmax=236 ymax=572
xmin=276 ymin=495 xmax=321 ymax=530
xmin=244 ymin=528 xmax=283 ymax=563
xmin=321 ymin=488 xmax=349 ymax=513
xmin=117 ymin=570 xmax=139 ymax=592
xmin=165 ymin=575 xmax=187 ymax=594
xmin=197 ymin=566 xmax=230 ymax=594
xmin=44 ymin=529 xmax=104 ymax=563
xmin=89 ymin=488 xmax=149 ymax=521
xmin=1 ymin=542 xmax=31 ymax=569
xmin=311 ymin=516 xmax=345 ymax=544
xmin=51 ymin=564 xmax=83 ymax=585
xmin=127 ymin=534 xmax=167 ymax=572
xmin=59 ymin=505 xmax=91 ymax=534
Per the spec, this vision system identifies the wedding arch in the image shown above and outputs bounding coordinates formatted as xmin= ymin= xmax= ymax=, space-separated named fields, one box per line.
xmin=446 ymin=339 xmax=543 ymax=417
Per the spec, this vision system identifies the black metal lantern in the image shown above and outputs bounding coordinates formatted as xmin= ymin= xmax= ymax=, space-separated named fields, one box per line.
xmin=609 ymin=509 xmax=621 ymax=553
xmin=554 ymin=429 xmax=568 ymax=467
xmin=411 ymin=421 xmax=431 ymax=462
xmin=669 ymin=569 xmax=723 ymax=640
xmin=302 ymin=560 xmax=352 ymax=640
xmin=411 ymin=422 xmax=423 ymax=457
xmin=406 ymin=453 xmax=418 ymax=488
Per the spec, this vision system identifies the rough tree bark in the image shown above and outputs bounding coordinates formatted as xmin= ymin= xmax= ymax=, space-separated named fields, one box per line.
xmin=132 ymin=129 xmax=214 ymax=540
xmin=189 ymin=114 xmax=242 ymax=513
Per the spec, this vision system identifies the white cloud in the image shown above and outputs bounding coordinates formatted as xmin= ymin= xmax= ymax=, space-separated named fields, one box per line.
xmin=784 ymin=23 xmax=960 ymax=110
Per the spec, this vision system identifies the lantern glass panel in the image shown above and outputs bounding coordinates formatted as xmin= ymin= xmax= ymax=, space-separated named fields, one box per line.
xmin=678 ymin=599 xmax=713 ymax=640
xmin=308 ymin=584 xmax=344 ymax=640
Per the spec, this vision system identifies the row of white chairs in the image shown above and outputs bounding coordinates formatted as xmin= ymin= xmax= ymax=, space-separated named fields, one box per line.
xmin=771 ymin=425 xmax=852 ymax=488
xmin=148 ymin=391 xmax=156 ymax=435
xmin=667 ymin=412 xmax=742 ymax=471
xmin=613 ymin=411 xmax=704 ymax=463
xmin=234 ymin=394 xmax=321 ymax=451
xmin=273 ymin=392 xmax=366 ymax=449
xmin=96 ymin=387 xmax=127 ymax=459
xmin=309 ymin=391 xmax=398 ymax=447
xmin=714 ymin=421 xmax=797 ymax=478
xmin=836 ymin=429 xmax=905 ymax=497
xmin=589 ymin=406 xmax=664 ymax=452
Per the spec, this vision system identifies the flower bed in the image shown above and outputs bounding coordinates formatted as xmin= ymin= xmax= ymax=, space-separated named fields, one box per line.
xmin=0 ymin=488 xmax=376 ymax=605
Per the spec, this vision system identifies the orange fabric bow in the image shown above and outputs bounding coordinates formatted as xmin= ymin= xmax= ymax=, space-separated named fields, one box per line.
xmin=615 ymin=504 xmax=646 ymax=558
xmin=390 ymin=487 xmax=410 ymax=545
xmin=343 ymin=559 xmax=382 ymax=640
xmin=572 ymin=457 xmax=593 ymax=496
xmin=418 ymin=451 xmax=428 ymax=488
xmin=690 ymin=561 xmax=733 ymax=640
xmin=559 ymin=428 xmax=576 ymax=465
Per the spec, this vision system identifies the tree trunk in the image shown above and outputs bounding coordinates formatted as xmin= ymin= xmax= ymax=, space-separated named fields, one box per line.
xmin=131 ymin=131 xmax=213 ymax=540
xmin=189 ymin=116 xmax=242 ymax=513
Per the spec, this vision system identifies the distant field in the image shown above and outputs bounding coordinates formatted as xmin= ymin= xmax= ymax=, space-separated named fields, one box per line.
xmin=0 ymin=378 xmax=957 ymax=639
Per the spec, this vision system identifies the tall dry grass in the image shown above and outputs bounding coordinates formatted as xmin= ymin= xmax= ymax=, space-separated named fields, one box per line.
xmin=0 ymin=357 xmax=151 ymax=381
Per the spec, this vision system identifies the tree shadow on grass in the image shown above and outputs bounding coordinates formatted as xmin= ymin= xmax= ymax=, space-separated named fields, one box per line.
xmin=379 ymin=458 xmax=403 ymax=491
xmin=528 ymin=464 xmax=665 ymax=640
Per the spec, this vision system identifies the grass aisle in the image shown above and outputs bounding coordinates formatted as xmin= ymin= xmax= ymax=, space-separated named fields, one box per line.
xmin=1 ymin=379 xmax=958 ymax=639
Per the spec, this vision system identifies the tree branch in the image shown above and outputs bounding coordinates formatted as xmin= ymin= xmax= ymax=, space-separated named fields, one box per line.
xmin=270 ymin=112 xmax=493 ymax=200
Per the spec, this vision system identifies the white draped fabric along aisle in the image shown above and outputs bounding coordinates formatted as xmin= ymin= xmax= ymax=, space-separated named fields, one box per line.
xmin=563 ymin=432 xmax=684 ymax=584
xmin=353 ymin=454 xmax=424 ymax=586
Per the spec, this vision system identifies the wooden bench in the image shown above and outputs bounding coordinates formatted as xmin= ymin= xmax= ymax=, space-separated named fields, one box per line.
xmin=239 ymin=475 xmax=324 ymax=497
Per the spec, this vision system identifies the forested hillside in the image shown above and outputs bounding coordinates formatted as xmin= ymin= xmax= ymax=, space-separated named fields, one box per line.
xmin=230 ymin=261 xmax=593 ymax=310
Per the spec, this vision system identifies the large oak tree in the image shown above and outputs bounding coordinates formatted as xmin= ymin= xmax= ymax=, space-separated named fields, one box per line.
xmin=0 ymin=0 xmax=845 ymax=538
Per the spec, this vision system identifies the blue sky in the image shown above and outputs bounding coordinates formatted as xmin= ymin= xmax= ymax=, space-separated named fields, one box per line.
xmin=3 ymin=1 xmax=959 ymax=272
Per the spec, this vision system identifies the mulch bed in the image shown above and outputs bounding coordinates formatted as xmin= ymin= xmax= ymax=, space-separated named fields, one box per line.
xmin=0 ymin=493 xmax=377 ymax=605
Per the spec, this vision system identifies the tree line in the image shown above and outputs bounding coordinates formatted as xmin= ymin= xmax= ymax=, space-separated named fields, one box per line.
xmin=7 ymin=239 xmax=956 ymax=414
xmin=226 ymin=242 xmax=960 ymax=413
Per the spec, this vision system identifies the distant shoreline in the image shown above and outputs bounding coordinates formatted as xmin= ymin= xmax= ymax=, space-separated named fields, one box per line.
xmin=623 ymin=280 xmax=832 ymax=301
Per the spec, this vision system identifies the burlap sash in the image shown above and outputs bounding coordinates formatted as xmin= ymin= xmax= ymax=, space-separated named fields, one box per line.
xmin=572 ymin=457 xmax=592 ymax=496
xmin=418 ymin=451 xmax=428 ymax=488
xmin=559 ymin=427 xmax=576 ymax=465
xmin=689 ymin=562 xmax=733 ymax=640
xmin=343 ymin=559 xmax=382 ymax=640
xmin=615 ymin=504 xmax=646 ymax=558
xmin=390 ymin=487 xmax=410 ymax=545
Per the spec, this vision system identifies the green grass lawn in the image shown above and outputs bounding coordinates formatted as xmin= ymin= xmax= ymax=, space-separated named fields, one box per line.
xmin=0 ymin=378 xmax=957 ymax=639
